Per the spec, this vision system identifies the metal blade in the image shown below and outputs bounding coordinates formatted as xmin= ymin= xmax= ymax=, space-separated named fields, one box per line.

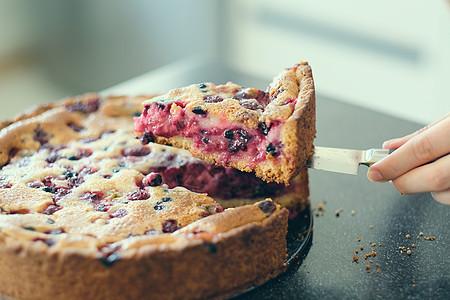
xmin=305 ymin=147 xmax=392 ymax=175
xmin=305 ymin=147 xmax=364 ymax=175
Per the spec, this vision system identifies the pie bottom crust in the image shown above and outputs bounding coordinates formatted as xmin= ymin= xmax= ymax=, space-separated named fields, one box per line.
xmin=0 ymin=207 xmax=288 ymax=300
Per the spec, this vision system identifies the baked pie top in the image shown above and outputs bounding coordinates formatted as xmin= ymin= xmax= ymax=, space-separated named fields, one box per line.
xmin=0 ymin=94 xmax=283 ymax=265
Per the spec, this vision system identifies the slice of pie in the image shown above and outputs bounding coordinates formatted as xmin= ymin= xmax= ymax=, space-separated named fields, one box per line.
xmin=134 ymin=62 xmax=316 ymax=185
xmin=0 ymin=94 xmax=300 ymax=300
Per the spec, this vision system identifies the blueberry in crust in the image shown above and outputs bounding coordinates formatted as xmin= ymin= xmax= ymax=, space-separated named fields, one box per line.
xmin=0 ymin=94 xmax=292 ymax=300
xmin=134 ymin=62 xmax=316 ymax=185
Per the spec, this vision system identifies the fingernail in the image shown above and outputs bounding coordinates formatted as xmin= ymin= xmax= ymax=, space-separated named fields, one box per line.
xmin=382 ymin=138 xmax=398 ymax=149
xmin=367 ymin=168 xmax=386 ymax=182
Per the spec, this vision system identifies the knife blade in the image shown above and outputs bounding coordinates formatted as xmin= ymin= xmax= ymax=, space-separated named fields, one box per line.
xmin=305 ymin=147 xmax=393 ymax=175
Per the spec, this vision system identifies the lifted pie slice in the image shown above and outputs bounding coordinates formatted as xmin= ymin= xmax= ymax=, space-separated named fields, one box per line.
xmin=134 ymin=62 xmax=316 ymax=185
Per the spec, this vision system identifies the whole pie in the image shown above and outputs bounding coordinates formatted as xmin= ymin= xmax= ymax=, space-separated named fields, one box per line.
xmin=134 ymin=62 xmax=316 ymax=185
xmin=0 ymin=78 xmax=313 ymax=300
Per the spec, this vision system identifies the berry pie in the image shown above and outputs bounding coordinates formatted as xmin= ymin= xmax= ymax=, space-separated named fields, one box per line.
xmin=134 ymin=62 xmax=316 ymax=185
xmin=0 ymin=93 xmax=307 ymax=300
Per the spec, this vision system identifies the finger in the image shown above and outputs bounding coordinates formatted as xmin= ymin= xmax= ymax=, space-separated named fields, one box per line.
xmin=382 ymin=113 xmax=450 ymax=150
xmin=390 ymin=154 xmax=450 ymax=194
xmin=431 ymin=188 xmax=450 ymax=205
xmin=369 ymin=116 xmax=450 ymax=181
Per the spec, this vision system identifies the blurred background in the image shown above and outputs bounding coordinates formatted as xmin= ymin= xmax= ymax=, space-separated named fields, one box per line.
xmin=0 ymin=0 xmax=448 ymax=124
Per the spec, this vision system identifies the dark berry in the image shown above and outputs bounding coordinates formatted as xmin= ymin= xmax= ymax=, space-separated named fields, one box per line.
xmin=64 ymin=171 xmax=76 ymax=178
xmin=78 ymin=149 xmax=93 ymax=158
xmin=68 ymin=176 xmax=84 ymax=188
xmin=110 ymin=209 xmax=128 ymax=218
xmin=78 ymin=136 xmax=99 ymax=143
xmin=132 ymin=111 xmax=141 ymax=117
xmin=94 ymin=204 xmax=109 ymax=212
xmin=42 ymin=204 xmax=61 ymax=215
xmin=162 ymin=219 xmax=179 ymax=233
xmin=153 ymin=204 xmax=165 ymax=211
xmin=46 ymin=151 xmax=60 ymax=163
xmin=201 ymin=136 xmax=209 ymax=144
xmin=65 ymin=98 xmax=100 ymax=113
xmin=100 ymin=129 xmax=115 ymax=137
xmin=0 ymin=183 xmax=12 ymax=189
xmin=53 ymin=187 xmax=71 ymax=203
xmin=192 ymin=106 xmax=207 ymax=115
xmin=258 ymin=122 xmax=270 ymax=135
xmin=103 ymin=175 xmax=112 ymax=179
xmin=113 ymin=168 xmax=120 ymax=173
xmin=258 ymin=200 xmax=276 ymax=216
xmin=197 ymin=83 xmax=207 ymax=89
xmin=240 ymin=100 xmax=263 ymax=110
xmin=46 ymin=228 xmax=65 ymax=235
xmin=236 ymin=129 xmax=251 ymax=142
xmin=33 ymin=127 xmax=50 ymax=145
xmin=23 ymin=226 xmax=36 ymax=231
xmin=203 ymin=95 xmax=224 ymax=103
xmin=142 ymin=173 xmax=162 ymax=187
xmin=67 ymin=123 xmax=84 ymax=132
xmin=224 ymin=129 xmax=234 ymax=140
xmin=79 ymin=167 xmax=97 ymax=176
xmin=42 ymin=186 xmax=56 ymax=194
xmin=81 ymin=191 xmax=103 ymax=203
xmin=162 ymin=197 xmax=172 ymax=202
xmin=204 ymin=243 xmax=218 ymax=254
xmin=266 ymin=143 xmax=277 ymax=156
xmin=140 ymin=132 xmax=155 ymax=145
xmin=122 ymin=145 xmax=151 ymax=157
xmin=100 ymin=252 xmax=121 ymax=267
xmin=156 ymin=102 xmax=166 ymax=110
xmin=67 ymin=155 xmax=78 ymax=161
xmin=33 ymin=238 xmax=56 ymax=247
xmin=128 ymin=189 xmax=149 ymax=201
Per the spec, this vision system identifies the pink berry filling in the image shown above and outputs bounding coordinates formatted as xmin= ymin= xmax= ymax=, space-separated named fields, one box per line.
xmin=134 ymin=101 xmax=285 ymax=168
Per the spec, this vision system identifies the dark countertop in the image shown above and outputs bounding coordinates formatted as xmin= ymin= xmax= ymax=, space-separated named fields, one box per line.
xmin=106 ymin=60 xmax=450 ymax=299
xmin=239 ymin=96 xmax=450 ymax=299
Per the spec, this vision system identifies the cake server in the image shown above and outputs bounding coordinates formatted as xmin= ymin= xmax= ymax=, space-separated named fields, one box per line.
xmin=305 ymin=147 xmax=393 ymax=175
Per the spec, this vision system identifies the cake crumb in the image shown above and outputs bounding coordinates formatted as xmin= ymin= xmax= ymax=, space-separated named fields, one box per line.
xmin=357 ymin=237 xmax=361 ymax=242
xmin=369 ymin=225 xmax=373 ymax=229
xmin=419 ymin=232 xmax=423 ymax=236
xmin=406 ymin=234 xmax=411 ymax=239
xmin=317 ymin=204 xmax=324 ymax=211
xmin=412 ymin=284 xmax=416 ymax=287
xmin=351 ymin=210 xmax=355 ymax=215
xmin=355 ymin=249 xmax=359 ymax=254
xmin=407 ymin=250 xmax=412 ymax=255
xmin=352 ymin=255 xmax=359 ymax=263
xmin=412 ymin=244 xmax=416 ymax=248
xmin=366 ymin=265 xmax=370 ymax=270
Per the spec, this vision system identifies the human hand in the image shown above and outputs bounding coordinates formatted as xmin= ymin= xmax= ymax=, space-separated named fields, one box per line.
xmin=367 ymin=113 xmax=450 ymax=205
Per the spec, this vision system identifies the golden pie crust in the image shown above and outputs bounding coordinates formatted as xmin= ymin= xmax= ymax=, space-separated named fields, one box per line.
xmin=0 ymin=94 xmax=298 ymax=300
